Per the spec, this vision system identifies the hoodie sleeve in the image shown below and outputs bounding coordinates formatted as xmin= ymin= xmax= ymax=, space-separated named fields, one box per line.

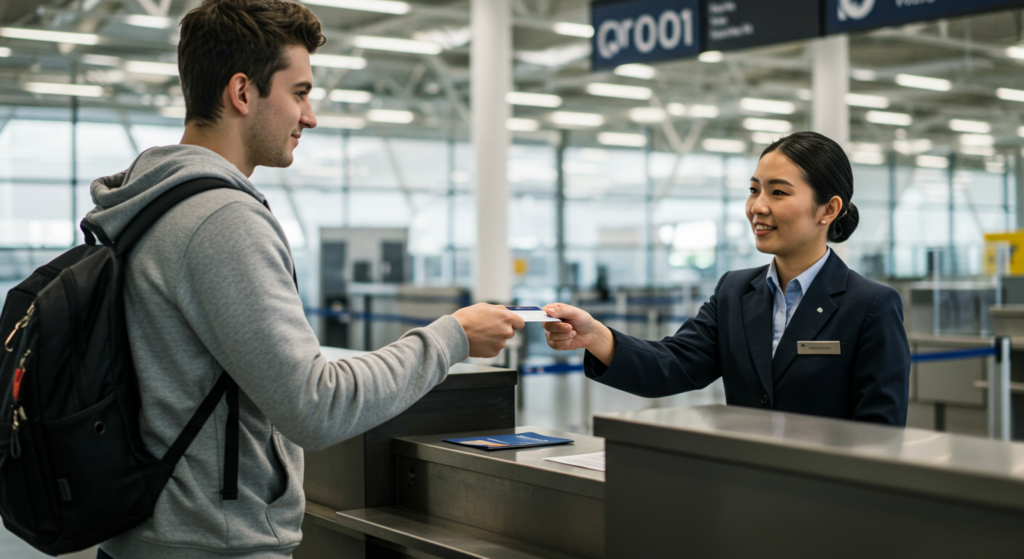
xmin=175 ymin=200 xmax=469 ymax=450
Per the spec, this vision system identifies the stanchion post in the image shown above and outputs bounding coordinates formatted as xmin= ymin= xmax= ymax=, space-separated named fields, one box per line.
xmin=992 ymin=336 xmax=1012 ymax=440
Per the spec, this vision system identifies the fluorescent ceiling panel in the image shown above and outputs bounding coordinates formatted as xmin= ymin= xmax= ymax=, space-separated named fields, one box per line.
xmin=997 ymin=88 xmax=1024 ymax=102
xmin=124 ymin=61 xmax=178 ymax=76
xmin=585 ymin=82 xmax=652 ymax=100
xmin=751 ymin=132 xmax=778 ymax=145
xmin=0 ymin=27 xmax=99 ymax=45
xmin=689 ymin=105 xmax=719 ymax=118
xmin=629 ymin=107 xmax=667 ymax=124
xmin=597 ymin=132 xmax=647 ymax=147
xmin=703 ymin=139 xmax=746 ymax=153
xmin=844 ymin=93 xmax=889 ymax=109
xmin=23 ymin=82 xmax=104 ymax=97
xmin=1007 ymin=46 xmax=1024 ymax=59
xmin=550 ymin=111 xmax=604 ymax=127
xmin=506 ymin=91 xmax=562 ymax=108
xmin=850 ymin=151 xmax=885 ymax=165
xmin=0 ymin=47 xmax=9 ymax=57
xmin=698 ymin=51 xmax=723 ymax=63
xmin=739 ymin=98 xmax=795 ymax=115
xmin=666 ymin=103 xmax=686 ymax=116
xmin=309 ymin=87 xmax=327 ymax=100
xmin=124 ymin=15 xmax=173 ymax=29
xmin=329 ymin=89 xmax=372 ymax=103
xmin=959 ymin=134 xmax=994 ymax=146
xmin=893 ymin=139 xmax=932 ymax=155
xmin=352 ymin=35 xmax=442 ymax=55
xmin=506 ymin=118 xmax=540 ymax=132
xmin=865 ymin=110 xmax=912 ymax=126
xmin=916 ymin=155 xmax=949 ymax=169
xmin=310 ymin=54 xmax=367 ymax=69
xmin=552 ymin=22 xmax=594 ymax=38
xmin=158 ymin=106 xmax=186 ymax=118
xmin=318 ymin=115 xmax=367 ymax=129
xmin=948 ymin=119 xmax=990 ymax=134
xmin=303 ymin=0 xmax=410 ymax=14
xmin=742 ymin=118 xmax=792 ymax=133
xmin=367 ymin=109 xmax=414 ymax=123
xmin=614 ymin=63 xmax=656 ymax=80
xmin=895 ymin=74 xmax=951 ymax=92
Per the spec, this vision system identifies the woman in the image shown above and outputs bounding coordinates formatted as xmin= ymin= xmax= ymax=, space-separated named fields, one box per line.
xmin=543 ymin=132 xmax=910 ymax=425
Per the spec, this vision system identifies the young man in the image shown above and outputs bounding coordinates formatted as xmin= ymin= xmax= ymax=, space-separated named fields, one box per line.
xmin=87 ymin=1 xmax=524 ymax=557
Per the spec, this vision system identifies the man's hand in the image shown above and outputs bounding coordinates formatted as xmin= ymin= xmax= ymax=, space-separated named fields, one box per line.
xmin=453 ymin=303 xmax=526 ymax=358
xmin=542 ymin=303 xmax=616 ymax=365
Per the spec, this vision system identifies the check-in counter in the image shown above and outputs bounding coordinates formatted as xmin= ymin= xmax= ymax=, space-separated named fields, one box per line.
xmin=297 ymin=347 xmax=605 ymax=559
xmin=595 ymin=404 xmax=1024 ymax=559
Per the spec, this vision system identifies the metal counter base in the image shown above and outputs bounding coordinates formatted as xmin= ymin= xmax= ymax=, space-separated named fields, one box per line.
xmin=302 ymin=426 xmax=604 ymax=559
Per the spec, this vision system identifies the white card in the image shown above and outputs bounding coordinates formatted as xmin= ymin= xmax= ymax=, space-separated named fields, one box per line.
xmin=507 ymin=306 xmax=562 ymax=323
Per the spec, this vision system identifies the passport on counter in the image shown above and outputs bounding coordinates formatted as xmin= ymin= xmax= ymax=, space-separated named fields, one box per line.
xmin=443 ymin=432 xmax=574 ymax=451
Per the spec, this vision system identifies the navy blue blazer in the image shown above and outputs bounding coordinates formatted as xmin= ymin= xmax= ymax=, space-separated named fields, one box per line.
xmin=585 ymin=252 xmax=911 ymax=426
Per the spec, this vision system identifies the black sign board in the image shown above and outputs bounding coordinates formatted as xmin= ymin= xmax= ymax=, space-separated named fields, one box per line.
xmin=826 ymin=0 xmax=1024 ymax=35
xmin=705 ymin=0 xmax=823 ymax=51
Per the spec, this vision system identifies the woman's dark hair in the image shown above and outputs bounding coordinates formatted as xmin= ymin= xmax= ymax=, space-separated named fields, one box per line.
xmin=760 ymin=131 xmax=859 ymax=243
xmin=178 ymin=0 xmax=326 ymax=127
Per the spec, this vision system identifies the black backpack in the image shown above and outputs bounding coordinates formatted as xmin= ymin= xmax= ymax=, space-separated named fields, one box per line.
xmin=0 ymin=178 xmax=241 ymax=555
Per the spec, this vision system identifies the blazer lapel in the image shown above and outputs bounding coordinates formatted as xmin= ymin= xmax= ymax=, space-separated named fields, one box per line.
xmin=772 ymin=253 xmax=850 ymax=382
xmin=742 ymin=273 xmax=775 ymax=402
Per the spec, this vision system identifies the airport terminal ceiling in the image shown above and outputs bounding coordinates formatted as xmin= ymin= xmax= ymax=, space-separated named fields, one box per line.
xmin=1 ymin=0 xmax=1024 ymax=163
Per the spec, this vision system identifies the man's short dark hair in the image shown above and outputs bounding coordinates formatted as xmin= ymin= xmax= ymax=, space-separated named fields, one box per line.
xmin=178 ymin=0 xmax=326 ymax=127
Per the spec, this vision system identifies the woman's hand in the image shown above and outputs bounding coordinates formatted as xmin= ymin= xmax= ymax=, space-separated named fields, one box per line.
xmin=542 ymin=303 xmax=616 ymax=366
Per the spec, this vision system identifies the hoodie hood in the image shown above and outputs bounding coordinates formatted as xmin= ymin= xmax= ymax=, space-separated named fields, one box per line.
xmin=86 ymin=144 xmax=264 ymax=242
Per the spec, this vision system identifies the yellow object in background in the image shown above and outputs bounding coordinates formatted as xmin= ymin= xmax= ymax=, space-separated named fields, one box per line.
xmin=983 ymin=232 xmax=1024 ymax=275
xmin=514 ymin=258 xmax=529 ymax=276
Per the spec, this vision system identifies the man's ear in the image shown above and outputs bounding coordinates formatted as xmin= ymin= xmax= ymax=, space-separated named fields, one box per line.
xmin=225 ymin=72 xmax=253 ymax=117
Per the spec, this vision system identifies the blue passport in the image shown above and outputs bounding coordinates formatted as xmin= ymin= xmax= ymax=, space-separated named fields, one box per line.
xmin=443 ymin=432 xmax=574 ymax=451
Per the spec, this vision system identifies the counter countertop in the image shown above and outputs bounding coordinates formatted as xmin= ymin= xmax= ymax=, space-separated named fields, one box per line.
xmin=596 ymin=404 xmax=1024 ymax=513
xmin=393 ymin=426 xmax=605 ymax=500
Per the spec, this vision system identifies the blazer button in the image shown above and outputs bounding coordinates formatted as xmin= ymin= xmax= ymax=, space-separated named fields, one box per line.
xmin=761 ymin=395 xmax=769 ymax=405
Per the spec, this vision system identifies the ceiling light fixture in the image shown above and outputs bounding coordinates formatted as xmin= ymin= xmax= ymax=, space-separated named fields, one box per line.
xmin=158 ymin=106 xmax=186 ymax=119
xmin=550 ymin=111 xmax=604 ymax=127
xmin=703 ymin=138 xmax=746 ymax=153
xmin=666 ymin=103 xmax=686 ymax=117
xmin=552 ymin=22 xmax=594 ymax=38
xmin=614 ymin=63 xmax=656 ymax=80
xmin=895 ymin=73 xmax=951 ymax=92
xmin=851 ymin=69 xmax=877 ymax=81
xmin=318 ymin=115 xmax=368 ymax=129
xmin=302 ymin=0 xmax=410 ymax=14
xmin=865 ymin=110 xmax=912 ymax=126
xmin=352 ymin=35 xmax=442 ymax=55
xmin=851 ymin=151 xmax=886 ymax=165
xmin=629 ymin=107 xmax=667 ymax=124
xmin=844 ymin=93 xmax=889 ymax=109
xmin=598 ymin=132 xmax=647 ymax=147
xmin=0 ymin=27 xmax=100 ymax=45
xmin=309 ymin=88 xmax=327 ymax=101
xmin=124 ymin=60 xmax=178 ymax=76
xmin=949 ymin=119 xmax=991 ymax=134
xmin=916 ymin=155 xmax=949 ymax=169
xmin=1006 ymin=46 xmax=1024 ymax=60
xmin=893 ymin=139 xmax=932 ymax=155
xmin=367 ymin=109 xmax=415 ymax=123
xmin=506 ymin=91 xmax=562 ymax=108
xmin=740 ymin=98 xmax=796 ymax=115
xmin=329 ymin=89 xmax=372 ymax=103
xmin=960 ymin=146 xmax=995 ymax=157
xmin=310 ymin=54 xmax=367 ymax=69
xmin=743 ymin=118 xmax=793 ymax=133
xmin=0 ymin=47 xmax=9 ymax=57
xmin=22 ymin=82 xmax=104 ymax=97
xmin=750 ymin=132 xmax=778 ymax=145
xmin=688 ymin=105 xmax=720 ymax=118
xmin=585 ymin=82 xmax=653 ymax=100
xmin=80 ymin=54 xmax=120 ymax=66
xmin=506 ymin=118 xmax=540 ymax=132
xmin=959 ymin=134 xmax=995 ymax=146
xmin=123 ymin=15 xmax=173 ymax=29
xmin=698 ymin=51 xmax=723 ymax=63
xmin=997 ymin=87 xmax=1024 ymax=102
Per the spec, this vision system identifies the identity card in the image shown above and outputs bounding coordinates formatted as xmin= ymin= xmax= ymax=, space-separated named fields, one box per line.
xmin=507 ymin=306 xmax=562 ymax=323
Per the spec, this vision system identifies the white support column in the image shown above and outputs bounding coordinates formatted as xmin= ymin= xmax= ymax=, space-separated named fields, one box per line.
xmin=811 ymin=35 xmax=850 ymax=148
xmin=471 ymin=0 xmax=512 ymax=303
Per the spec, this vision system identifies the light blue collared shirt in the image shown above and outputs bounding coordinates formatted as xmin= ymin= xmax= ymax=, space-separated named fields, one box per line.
xmin=766 ymin=249 xmax=831 ymax=357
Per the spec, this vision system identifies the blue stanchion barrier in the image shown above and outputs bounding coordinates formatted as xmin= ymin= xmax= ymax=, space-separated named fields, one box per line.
xmin=910 ymin=347 xmax=997 ymax=363
xmin=521 ymin=363 xmax=586 ymax=375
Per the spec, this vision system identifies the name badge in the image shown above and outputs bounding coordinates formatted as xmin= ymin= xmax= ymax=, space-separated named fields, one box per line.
xmin=798 ymin=341 xmax=840 ymax=355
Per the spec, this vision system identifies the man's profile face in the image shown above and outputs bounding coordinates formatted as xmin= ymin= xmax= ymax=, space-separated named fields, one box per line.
xmin=245 ymin=44 xmax=317 ymax=169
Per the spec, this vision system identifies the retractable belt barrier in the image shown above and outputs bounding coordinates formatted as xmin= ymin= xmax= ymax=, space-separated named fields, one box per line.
xmin=910 ymin=347 xmax=998 ymax=363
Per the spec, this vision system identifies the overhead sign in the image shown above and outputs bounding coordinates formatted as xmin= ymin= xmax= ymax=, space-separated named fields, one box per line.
xmin=591 ymin=0 xmax=702 ymax=70
xmin=826 ymin=0 xmax=1024 ymax=34
xmin=705 ymin=0 xmax=822 ymax=51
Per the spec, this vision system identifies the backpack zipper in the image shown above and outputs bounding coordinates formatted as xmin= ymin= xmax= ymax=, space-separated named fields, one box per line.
xmin=9 ymin=349 xmax=30 ymax=459
xmin=4 ymin=302 xmax=34 ymax=352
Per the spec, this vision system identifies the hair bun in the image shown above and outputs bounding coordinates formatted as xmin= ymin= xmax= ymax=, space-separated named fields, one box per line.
xmin=829 ymin=201 xmax=859 ymax=243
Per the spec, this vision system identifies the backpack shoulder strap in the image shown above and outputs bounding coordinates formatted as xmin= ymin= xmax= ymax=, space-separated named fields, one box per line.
xmin=81 ymin=178 xmax=236 ymax=256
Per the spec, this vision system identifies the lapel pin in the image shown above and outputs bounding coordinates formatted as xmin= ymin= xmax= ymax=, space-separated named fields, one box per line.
xmin=817 ymin=307 xmax=823 ymax=313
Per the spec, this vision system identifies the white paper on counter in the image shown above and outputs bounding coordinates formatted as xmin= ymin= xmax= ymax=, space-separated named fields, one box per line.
xmin=543 ymin=451 xmax=606 ymax=472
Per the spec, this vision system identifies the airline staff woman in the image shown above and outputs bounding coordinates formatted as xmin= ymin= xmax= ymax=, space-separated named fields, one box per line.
xmin=543 ymin=132 xmax=911 ymax=425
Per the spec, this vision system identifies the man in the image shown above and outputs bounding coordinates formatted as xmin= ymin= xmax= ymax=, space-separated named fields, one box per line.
xmin=86 ymin=1 xmax=524 ymax=557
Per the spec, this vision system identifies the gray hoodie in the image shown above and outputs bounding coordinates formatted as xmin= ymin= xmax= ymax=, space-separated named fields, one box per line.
xmin=87 ymin=145 xmax=469 ymax=559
